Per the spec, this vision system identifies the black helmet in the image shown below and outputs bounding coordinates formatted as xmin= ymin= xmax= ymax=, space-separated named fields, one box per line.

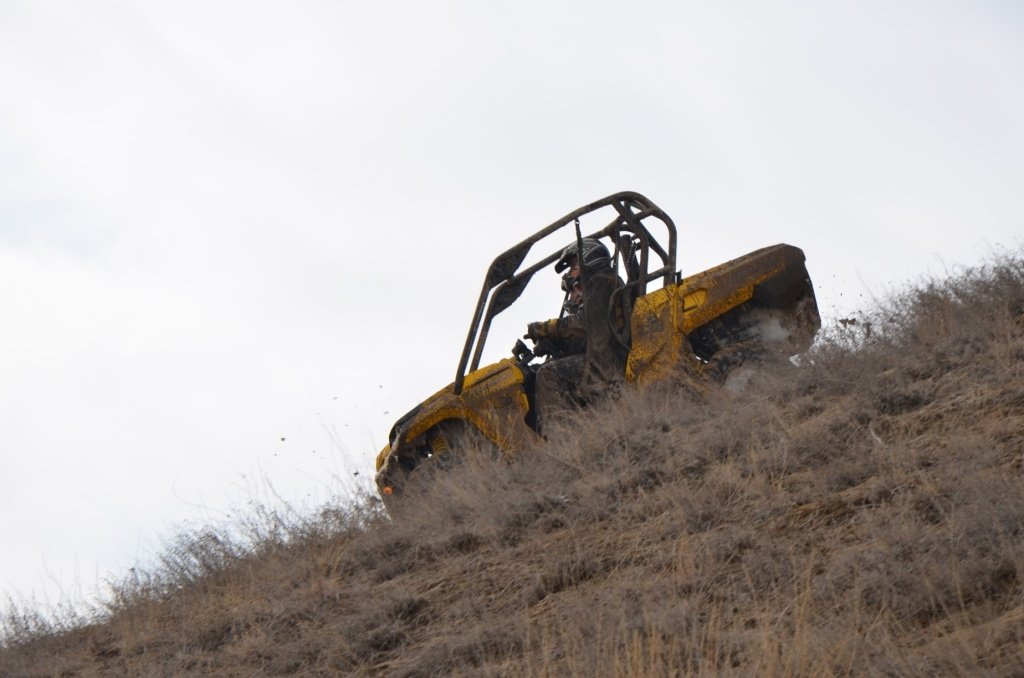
xmin=554 ymin=237 xmax=611 ymax=273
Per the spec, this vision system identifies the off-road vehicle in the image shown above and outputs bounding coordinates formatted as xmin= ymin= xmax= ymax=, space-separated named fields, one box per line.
xmin=375 ymin=192 xmax=819 ymax=502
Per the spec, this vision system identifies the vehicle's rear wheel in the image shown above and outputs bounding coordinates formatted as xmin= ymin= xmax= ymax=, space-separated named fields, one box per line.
xmin=690 ymin=297 xmax=815 ymax=387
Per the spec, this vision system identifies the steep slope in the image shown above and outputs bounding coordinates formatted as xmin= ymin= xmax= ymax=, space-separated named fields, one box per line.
xmin=3 ymin=253 xmax=1024 ymax=676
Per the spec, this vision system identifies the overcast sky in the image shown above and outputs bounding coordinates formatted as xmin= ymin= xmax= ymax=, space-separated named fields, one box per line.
xmin=2 ymin=1 xmax=1022 ymax=611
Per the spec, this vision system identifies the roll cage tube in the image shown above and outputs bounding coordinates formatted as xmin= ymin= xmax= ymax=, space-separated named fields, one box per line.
xmin=453 ymin=191 xmax=677 ymax=396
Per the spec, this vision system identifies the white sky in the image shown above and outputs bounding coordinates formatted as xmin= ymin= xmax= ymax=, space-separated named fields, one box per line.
xmin=1 ymin=1 xmax=1022 ymax=610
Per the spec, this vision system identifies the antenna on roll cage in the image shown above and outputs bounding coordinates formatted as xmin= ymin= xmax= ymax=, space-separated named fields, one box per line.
xmin=574 ymin=217 xmax=588 ymax=304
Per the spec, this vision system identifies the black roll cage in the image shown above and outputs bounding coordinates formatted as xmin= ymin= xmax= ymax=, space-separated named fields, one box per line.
xmin=453 ymin=191 xmax=678 ymax=395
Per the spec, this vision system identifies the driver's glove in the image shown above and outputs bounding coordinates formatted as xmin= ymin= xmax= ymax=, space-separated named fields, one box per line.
xmin=525 ymin=319 xmax=558 ymax=342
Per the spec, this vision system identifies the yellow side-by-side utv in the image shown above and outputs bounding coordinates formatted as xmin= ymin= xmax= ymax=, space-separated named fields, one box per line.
xmin=375 ymin=192 xmax=820 ymax=503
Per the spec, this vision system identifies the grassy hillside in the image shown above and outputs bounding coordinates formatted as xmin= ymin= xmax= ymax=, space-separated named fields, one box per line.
xmin=3 ymin=253 xmax=1024 ymax=676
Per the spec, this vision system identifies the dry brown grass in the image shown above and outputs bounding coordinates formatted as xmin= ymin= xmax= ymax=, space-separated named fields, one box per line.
xmin=4 ymin=252 xmax=1024 ymax=676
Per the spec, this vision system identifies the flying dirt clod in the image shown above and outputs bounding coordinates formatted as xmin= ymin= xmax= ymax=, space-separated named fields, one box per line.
xmin=375 ymin=191 xmax=820 ymax=504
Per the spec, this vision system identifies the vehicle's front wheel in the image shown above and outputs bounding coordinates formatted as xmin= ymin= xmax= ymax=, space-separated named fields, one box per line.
xmin=380 ymin=420 xmax=500 ymax=511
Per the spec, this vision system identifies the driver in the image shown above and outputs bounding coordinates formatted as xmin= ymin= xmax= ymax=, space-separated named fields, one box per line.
xmin=524 ymin=237 xmax=626 ymax=431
